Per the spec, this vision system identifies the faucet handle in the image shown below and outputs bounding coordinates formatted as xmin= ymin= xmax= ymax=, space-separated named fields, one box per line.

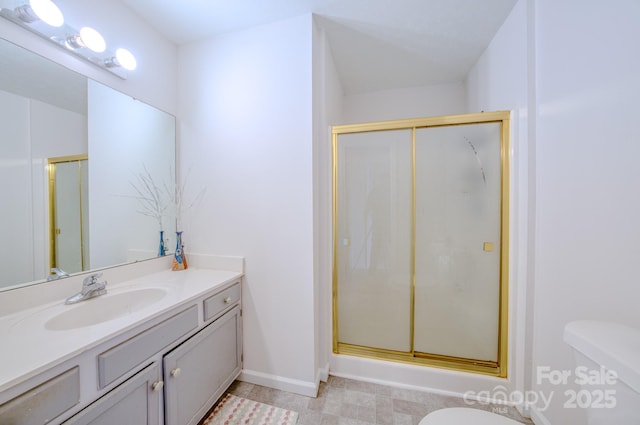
xmin=83 ymin=273 xmax=104 ymax=286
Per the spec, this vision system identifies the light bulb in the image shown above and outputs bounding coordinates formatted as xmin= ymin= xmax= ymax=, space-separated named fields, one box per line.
xmin=79 ymin=27 xmax=105 ymax=53
xmin=115 ymin=48 xmax=136 ymax=71
xmin=28 ymin=0 xmax=63 ymax=27
xmin=65 ymin=27 xmax=106 ymax=53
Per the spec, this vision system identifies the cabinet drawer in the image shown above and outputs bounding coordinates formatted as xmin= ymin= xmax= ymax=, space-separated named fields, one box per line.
xmin=203 ymin=283 xmax=240 ymax=322
xmin=98 ymin=305 xmax=198 ymax=389
xmin=0 ymin=366 xmax=79 ymax=424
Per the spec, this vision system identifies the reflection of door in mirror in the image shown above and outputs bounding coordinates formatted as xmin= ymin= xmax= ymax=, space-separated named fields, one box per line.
xmin=48 ymin=155 xmax=89 ymax=275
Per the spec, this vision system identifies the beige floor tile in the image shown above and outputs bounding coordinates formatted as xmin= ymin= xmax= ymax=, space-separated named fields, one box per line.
xmin=203 ymin=376 xmax=533 ymax=425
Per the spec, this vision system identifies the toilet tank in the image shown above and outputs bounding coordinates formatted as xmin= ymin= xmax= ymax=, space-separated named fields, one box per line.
xmin=564 ymin=320 xmax=640 ymax=425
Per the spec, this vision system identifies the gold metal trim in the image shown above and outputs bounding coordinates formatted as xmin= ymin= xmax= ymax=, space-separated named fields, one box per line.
xmin=48 ymin=154 xmax=89 ymax=163
xmin=332 ymin=111 xmax=510 ymax=135
xmin=337 ymin=343 xmax=502 ymax=377
xmin=48 ymin=161 xmax=57 ymax=271
xmin=498 ymin=116 xmax=511 ymax=378
xmin=332 ymin=132 xmax=339 ymax=353
xmin=410 ymin=127 xmax=416 ymax=355
xmin=331 ymin=111 xmax=511 ymax=378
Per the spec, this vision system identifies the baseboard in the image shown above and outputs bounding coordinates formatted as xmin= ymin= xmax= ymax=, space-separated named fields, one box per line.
xmin=239 ymin=369 xmax=319 ymax=397
xmin=316 ymin=362 xmax=330 ymax=386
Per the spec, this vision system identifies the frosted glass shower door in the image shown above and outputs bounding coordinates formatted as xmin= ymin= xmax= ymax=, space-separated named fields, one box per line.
xmin=51 ymin=159 xmax=89 ymax=274
xmin=414 ymin=123 xmax=502 ymax=362
xmin=335 ymin=130 xmax=412 ymax=352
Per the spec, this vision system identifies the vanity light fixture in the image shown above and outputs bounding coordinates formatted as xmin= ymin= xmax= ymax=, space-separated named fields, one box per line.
xmin=0 ymin=0 xmax=136 ymax=79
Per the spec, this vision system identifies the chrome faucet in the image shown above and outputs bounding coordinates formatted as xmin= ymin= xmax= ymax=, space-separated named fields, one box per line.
xmin=47 ymin=268 xmax=70 ymax=281
xmin=65 ymin=273 xmax=108 ymax=305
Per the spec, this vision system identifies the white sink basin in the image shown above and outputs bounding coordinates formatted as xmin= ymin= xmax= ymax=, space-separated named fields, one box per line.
xmin=44 ymin=288 xmax=168 ymax=331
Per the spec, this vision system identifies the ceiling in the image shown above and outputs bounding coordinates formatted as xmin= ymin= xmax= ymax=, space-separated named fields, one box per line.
xmin=121 ymin=0 xmax=517 ymax=95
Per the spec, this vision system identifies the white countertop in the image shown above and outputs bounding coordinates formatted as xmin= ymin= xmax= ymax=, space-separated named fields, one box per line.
xmin=0 ymin=261 xmax=243 ymax=393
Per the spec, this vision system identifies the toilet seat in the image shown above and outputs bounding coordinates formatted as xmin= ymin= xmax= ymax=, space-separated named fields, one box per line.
xmin=419 ymin=407 xmax=521 ymax=425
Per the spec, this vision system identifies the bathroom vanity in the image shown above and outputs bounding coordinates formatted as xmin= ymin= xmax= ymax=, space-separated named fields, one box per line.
xmin=0 ymin=255 xmax=244 ymax=425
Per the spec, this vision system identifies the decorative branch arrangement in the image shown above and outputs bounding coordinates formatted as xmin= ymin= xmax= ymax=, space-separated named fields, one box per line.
xmin=166 ymin=167 xmax=206 ymax=231
xmin=126 ymin=164 xmax=170 ymax=231
xmin=125 ymin=165 xmax=206 ymax=231
xmin=123 ymin=164 xmax=205 ymax=267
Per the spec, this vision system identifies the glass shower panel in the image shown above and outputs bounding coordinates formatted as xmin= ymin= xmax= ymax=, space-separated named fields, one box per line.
xmin=414 ymin=123 xmax=502 ymax=361
xmin=336 ymin=129 xmax=412 ymax=352
xmin=54 ymin=161 xmax=84 ymax=274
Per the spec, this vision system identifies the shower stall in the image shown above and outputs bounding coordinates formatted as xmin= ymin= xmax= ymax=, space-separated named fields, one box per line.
xmin=48 ymin=155 xmax=90 ymax=275
xmin=332 ymin=111 xmax=510 ymax=376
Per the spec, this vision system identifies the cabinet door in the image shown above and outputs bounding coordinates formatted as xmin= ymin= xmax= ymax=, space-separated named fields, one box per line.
xmin=164 ymin=306 xmax=242 ymax=425
xmin=64 ymin=363 xmax=161 ymax=425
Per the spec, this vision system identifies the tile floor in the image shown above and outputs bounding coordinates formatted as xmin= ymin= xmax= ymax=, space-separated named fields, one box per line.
xmin=208 ymin=376 xmax=533 ymax=425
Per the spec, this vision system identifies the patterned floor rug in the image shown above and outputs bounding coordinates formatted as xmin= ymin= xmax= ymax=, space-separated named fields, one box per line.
xmin=203 ymin=394 xmax=298 ymax=425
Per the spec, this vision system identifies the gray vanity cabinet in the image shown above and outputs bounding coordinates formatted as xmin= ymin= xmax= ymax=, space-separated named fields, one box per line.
xmin=0 ymin=278 xmax=242 ymax=425
xmin=63 ymin=363 xmax=161 ymax=425
xmin=163 ymin=305 xmax=242 ymax=425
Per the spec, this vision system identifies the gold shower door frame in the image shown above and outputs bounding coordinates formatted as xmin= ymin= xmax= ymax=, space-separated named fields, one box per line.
xmin=332 ymin=111 xmax=510 ymax=377
xmin=48 ymin=154 xmax=89 ymax=275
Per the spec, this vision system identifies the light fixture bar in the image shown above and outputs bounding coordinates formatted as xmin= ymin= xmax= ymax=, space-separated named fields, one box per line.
xmin=13 ymin=4 xmax=41 ymax=24
xmin=0 ymin=0 xmax=134 ymax=79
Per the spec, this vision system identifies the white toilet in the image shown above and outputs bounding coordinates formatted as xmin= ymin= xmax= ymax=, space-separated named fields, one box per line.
xmin=419 ymin=406 xmax=521 ymax=424
xmin=563 ymin=320 xmax=640 ymax=424
xmin=420 ymin=320 xmax=640 ymax=424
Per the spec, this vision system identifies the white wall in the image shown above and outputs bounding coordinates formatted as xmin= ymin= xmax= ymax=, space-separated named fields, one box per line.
xmin=341 ymin=82 xmax=466 ymax=124
xmin=178 ymin=15 xmax=318 ymax=396
xmin=466 ymin=0 xmax=532 ymax=416
xmin=471 ymin=0 xmax=640 ymax=423
xmin=0 ymin=0 xmax=177 ymax=115
xmin=531 ymin=0 xmax=640 ymax=423
xmin=0 ymin=90 xmax=32 ymax=288
xmin=312 ymin=20 xmax=344 ymax=384
xmin=326 ymin=17 xmax=513 ymax=400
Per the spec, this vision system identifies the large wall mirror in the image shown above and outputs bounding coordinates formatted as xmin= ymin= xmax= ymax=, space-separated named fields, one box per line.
xmin=0 ymin=37 xmax=176 ymax=291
